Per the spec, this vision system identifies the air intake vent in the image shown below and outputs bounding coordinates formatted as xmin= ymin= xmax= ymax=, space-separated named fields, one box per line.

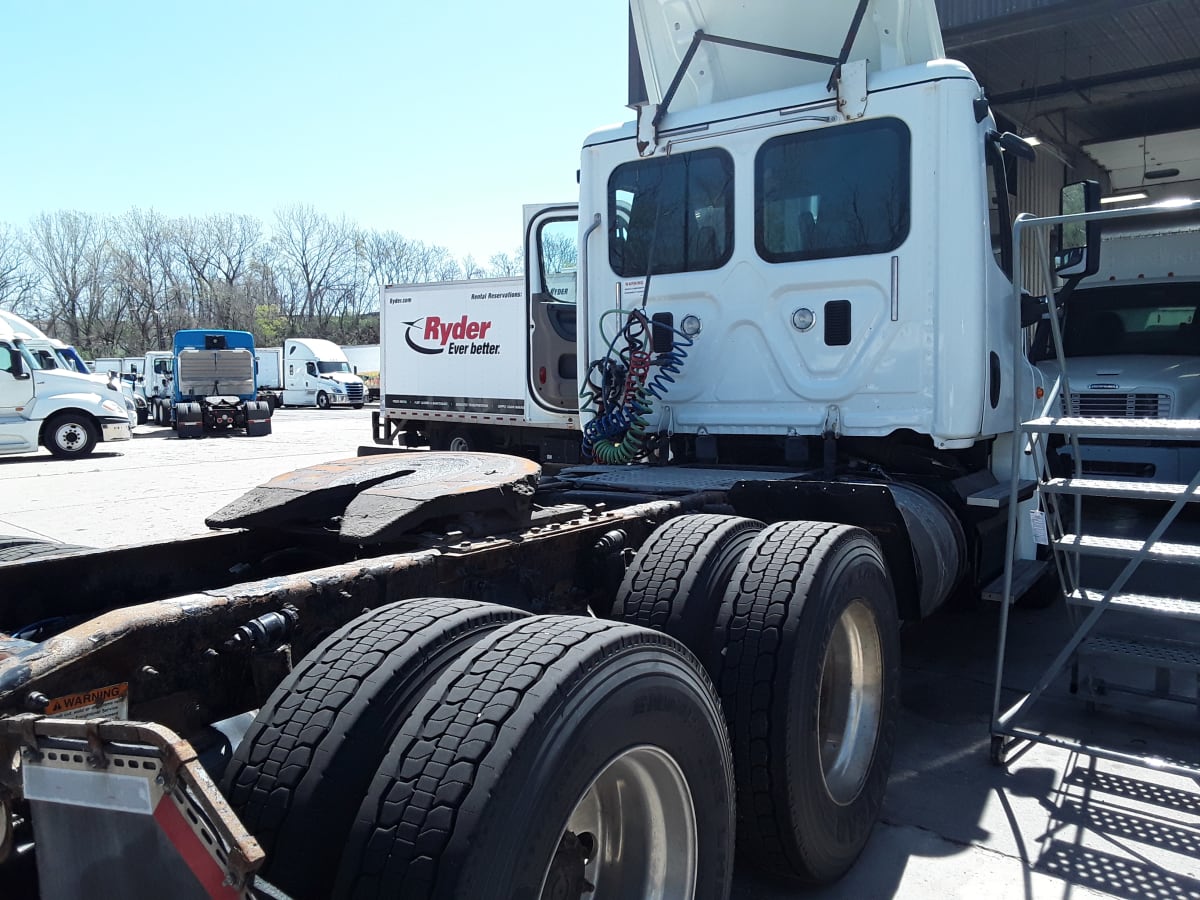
xmin=824 ymin=300 xmax=851 ymax=346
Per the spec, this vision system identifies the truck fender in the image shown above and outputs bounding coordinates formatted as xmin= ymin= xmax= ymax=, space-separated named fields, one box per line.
xmin=728 ymin=479 xmax=967 ymax=620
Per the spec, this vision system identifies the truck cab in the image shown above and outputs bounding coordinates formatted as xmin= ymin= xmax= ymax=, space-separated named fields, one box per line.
xmin=281 ymin=338 xmax=366 ymax=409
xmin=0 ymin=312 xmax=133 ymax=457
xmin=581 ymin=1 xmax=1029 ymax=466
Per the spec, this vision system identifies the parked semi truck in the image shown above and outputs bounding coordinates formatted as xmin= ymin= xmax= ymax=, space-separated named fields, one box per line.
xmin=374 ymin=232 xmax=580 ymax=460
xmin=1032 ymin=222 xmax=1200 ymax=480
xmin=0 ymin=1 xmax=1116 ymax=896
xmin=0 ymin=311 xmax=133 ymax=458
xmin=149 ymin=329 xmax=272 ymax=437
xmin=272 ymin=338 xmax=366 ymax=409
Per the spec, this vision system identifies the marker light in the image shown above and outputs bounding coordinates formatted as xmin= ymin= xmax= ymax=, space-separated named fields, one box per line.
xmin=681 ymin=314 xmax=703 ymax=336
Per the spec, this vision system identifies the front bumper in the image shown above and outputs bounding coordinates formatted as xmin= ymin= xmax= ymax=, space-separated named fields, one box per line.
xmin=101 ymin=418 xmax=133 ymax=443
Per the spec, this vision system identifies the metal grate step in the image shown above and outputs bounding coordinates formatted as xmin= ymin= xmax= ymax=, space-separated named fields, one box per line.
xmin=1023 ymin=416 xmax=1200 ymax=439
xmin=1055 ymin=533 xmax=1200 ymax=565
xmin=1041 ymin=478 xmax=1200 ymax=503
xmin=1068 ymin=588 xmax=1200 ymax=622
xmin=1079 ymin=636 xmax=1200 ymax=673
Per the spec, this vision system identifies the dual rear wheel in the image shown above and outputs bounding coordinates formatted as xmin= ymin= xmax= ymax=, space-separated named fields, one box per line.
xmin=224 ymin=513 xmax=898 ymax=897
xmin=224 ymin=599 xmax=733 ymax=900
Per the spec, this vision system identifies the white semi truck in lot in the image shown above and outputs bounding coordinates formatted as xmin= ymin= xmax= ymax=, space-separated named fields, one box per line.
xmin=255 ymin=338 xmax=367 ymax=409
xmin=3 ymin=2 xmax=1184 ymax=897
xmin=1032 ymin=223 xmax=1200 ymax=480
xmin=0 ymin=311 xmax=133 ymax=458
xmin=374 ymin=230 xmax=580 ymax=460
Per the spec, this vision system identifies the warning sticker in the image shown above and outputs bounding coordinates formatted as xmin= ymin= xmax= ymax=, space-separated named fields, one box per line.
xmin=45 ymin=683 xmax=130 ymax=720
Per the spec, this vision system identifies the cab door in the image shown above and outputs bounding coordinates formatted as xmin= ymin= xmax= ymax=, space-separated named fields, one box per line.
xmin=523 ymin=204 xmax=579 ymax=424
xmin=0 ymin=343 xmax=37 ymax=452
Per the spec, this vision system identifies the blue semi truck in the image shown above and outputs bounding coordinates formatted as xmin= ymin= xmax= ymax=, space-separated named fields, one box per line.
xmin=150 ymin=329 xmax=273 ymax=437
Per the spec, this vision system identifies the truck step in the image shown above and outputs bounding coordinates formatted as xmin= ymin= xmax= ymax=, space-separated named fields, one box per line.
xmin=1079 ymin=636 xmax=1200 ymax=674
xmin=965 ymin=479 xmax=1036 ymax=508
xmin=982 ymin=558 xmax=1052 ymax=603
xmin=1023 ymin=416 xmax=1200 ymax=439
xmin=1068 ymin=588 xmax=1200 ymax=622
xmin=1042 ymin=478 xmax=1200 ymax=503
xmin=1055 ymin=533 xmax=1200 ymax=565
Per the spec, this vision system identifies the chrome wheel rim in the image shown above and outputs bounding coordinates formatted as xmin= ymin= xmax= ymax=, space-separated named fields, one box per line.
xmin=540 ymin=746 xmax=697 ymax=900
xmin=53 ymin=422 xmax=85 ymax=451
xmin=817 ymin=599 xmax=884 ymax=805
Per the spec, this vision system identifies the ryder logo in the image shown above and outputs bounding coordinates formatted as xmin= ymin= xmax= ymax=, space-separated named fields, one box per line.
xmin=404 ymin=316 xmax=501 ymax=356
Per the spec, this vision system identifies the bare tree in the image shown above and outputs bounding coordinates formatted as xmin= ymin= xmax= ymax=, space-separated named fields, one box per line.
xmin=109 ymin=208 xmax=186 ymax=351
xmin=460 ymin=254 xmax=485 ymax=280
xmin=488 ymin=248 xmax=523 ymax=277
xmin=177 ymin=213 xmax=264 ymax=330
xmin=272 ymin=205 xmax=358 ymax=333
xmin=24 ymin=210 xmax=112 ymax=350
xmin=0 ymin=224 xmax=36 ymax=312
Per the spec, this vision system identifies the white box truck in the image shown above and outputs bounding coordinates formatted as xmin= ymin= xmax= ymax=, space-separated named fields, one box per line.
xmin=253 ymin=346 xmax=285 ymax=408
xmin=1033 ymin=222 xmax=1200 ymax=480
xmin=278 ymin=338 xmax=366 ymax=409
xmin=374 ymin=209 xmax=580 ymax=460
xmin=0 ymin=311 xmax=133 ymax=457
xmin=341 ymin=344 xmax=380 ymax=403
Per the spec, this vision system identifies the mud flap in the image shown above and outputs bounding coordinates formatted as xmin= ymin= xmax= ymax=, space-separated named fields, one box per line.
xmin=2 ymin=716 xmax=263 ymax=900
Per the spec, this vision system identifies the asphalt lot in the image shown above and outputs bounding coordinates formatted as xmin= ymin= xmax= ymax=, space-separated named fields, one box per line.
xmin=2 ymin=408 xmax=1198 ymax=899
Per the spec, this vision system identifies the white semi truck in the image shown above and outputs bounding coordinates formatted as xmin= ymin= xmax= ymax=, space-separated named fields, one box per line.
xmin=0 ymin=2 xmax=1124 ymax=897
xmin=1033 ymin=223 xmax=1200 ymax=480
xmin=0 ymin=311 xmax=133 ymax=457
xmin=374 ymin=223 xmax=580 ymax=460
xmin=257 ymin=338 xmax=366 ymax=409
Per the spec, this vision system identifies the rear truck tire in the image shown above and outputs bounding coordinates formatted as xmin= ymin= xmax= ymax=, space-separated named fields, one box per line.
xmin=245 ymin=400 xmax=272 ymax=437
xmin=428 ymin=425 xmax=489 ymax=453
xmin=177 ymin=402 xmax=204 ymax=438
xmin=316 ymin=391 xmax=331 ymax=410
xmin=353 ymin=403 xmax=364 ymax=410
xmin=43 ymin=412 xmax=98 ymax=458
xmin=335 ymin=617 xmax=735 ymax=900
xmin=135 ymin=402 xmax=148 ymax=425
xmin=222 ymin=599 xmax=529 ymax=900
xmin=715 ymin=520 xmax=900 ymax=885
xmin=613 ymin=513 xmax=764 ymax=661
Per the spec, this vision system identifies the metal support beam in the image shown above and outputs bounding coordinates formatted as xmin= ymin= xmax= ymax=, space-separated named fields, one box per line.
xmin=988 ymin=56 xmax=1200 ymax=105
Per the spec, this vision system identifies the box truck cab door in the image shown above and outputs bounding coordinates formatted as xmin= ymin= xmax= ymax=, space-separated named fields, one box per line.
xmin=0 ymin=343 xmax=35 ymax=415
xmin=524 ymin=204 xmax=580 ymax=417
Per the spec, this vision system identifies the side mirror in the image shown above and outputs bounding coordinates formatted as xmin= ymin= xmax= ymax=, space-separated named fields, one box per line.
xmin=1055 ymin=180 xmax=1101 ymax=278
xmin=11 ymin=353 xmax=29 ymax=380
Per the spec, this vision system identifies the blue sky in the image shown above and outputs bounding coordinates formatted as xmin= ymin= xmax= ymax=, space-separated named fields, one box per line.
xmin=0 ymin=1 xmax=631 ymax=262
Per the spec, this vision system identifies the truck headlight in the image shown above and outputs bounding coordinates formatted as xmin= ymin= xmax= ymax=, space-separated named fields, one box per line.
xmin=102 ymin=399 xmax=125 ymax=415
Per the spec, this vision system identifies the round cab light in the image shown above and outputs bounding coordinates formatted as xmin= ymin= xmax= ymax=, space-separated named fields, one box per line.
xmin=681 ymin=314 xmax=703 ymax=337
xmin=791 ymin=308 xmax=815 ymax=332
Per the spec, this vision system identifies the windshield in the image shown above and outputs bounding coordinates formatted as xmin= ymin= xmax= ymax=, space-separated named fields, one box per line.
xmin=1033 ymin=283 xmax=1200 ymax=360
xmin=317 ymin=361 xmax=351 ymax=375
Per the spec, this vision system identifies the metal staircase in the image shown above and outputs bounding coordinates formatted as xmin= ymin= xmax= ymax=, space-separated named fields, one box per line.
xmin=990 ymin=201 xmax=1200 ymax=776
